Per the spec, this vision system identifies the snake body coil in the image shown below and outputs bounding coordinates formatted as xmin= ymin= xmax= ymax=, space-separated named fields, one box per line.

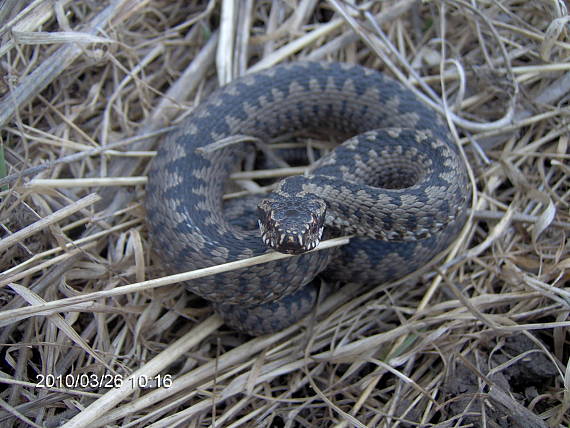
xmin=146 ymin=62 xmax=470 ymax=335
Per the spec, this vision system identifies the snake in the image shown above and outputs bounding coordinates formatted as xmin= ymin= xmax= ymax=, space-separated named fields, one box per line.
xmin=146 ymin=62 xmax=470 ymax=335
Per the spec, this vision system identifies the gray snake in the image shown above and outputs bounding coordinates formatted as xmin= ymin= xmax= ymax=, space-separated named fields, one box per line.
xmin=146 ymin=62 xmax=470 ymax=335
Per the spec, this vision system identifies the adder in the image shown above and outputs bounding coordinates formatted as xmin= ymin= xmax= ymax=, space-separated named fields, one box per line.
xmin=146 ymin=61 xmax=470 ymax=335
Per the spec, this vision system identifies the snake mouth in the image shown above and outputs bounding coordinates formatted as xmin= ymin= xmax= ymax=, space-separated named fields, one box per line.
xmin=257 ymin=197 xmax=326 ymax=254
xmin=258 ymin=220 xmax=324 ymax=254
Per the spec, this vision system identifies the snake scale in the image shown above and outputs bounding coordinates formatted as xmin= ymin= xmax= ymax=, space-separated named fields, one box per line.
xmin=146 ymin=62 xmax=470 ymax=335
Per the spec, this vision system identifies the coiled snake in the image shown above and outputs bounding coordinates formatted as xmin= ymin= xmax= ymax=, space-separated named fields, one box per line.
xmin=146 ymin=62 xmax=470 ymax=335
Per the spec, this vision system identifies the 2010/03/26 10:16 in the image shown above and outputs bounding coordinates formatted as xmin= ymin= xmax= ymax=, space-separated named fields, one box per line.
xmin=35 ymin=373 xmax=173 ymax=389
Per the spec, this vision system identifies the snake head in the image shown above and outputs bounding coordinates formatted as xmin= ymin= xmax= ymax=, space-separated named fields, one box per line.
xmin=257 ymin=196 xmax=326 ymax=254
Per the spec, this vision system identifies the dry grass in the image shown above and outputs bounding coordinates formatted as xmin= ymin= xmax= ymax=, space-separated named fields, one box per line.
xmin=0 ymin=0 xmax=569 ymax=427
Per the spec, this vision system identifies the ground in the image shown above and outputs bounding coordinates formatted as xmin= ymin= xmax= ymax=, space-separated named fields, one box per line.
xmin=0 ymin=1 xmax=568 ymax=427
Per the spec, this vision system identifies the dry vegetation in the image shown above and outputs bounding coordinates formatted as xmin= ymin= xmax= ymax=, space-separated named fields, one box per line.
xmin=0 ymin=0 xmax=569 ymax=427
